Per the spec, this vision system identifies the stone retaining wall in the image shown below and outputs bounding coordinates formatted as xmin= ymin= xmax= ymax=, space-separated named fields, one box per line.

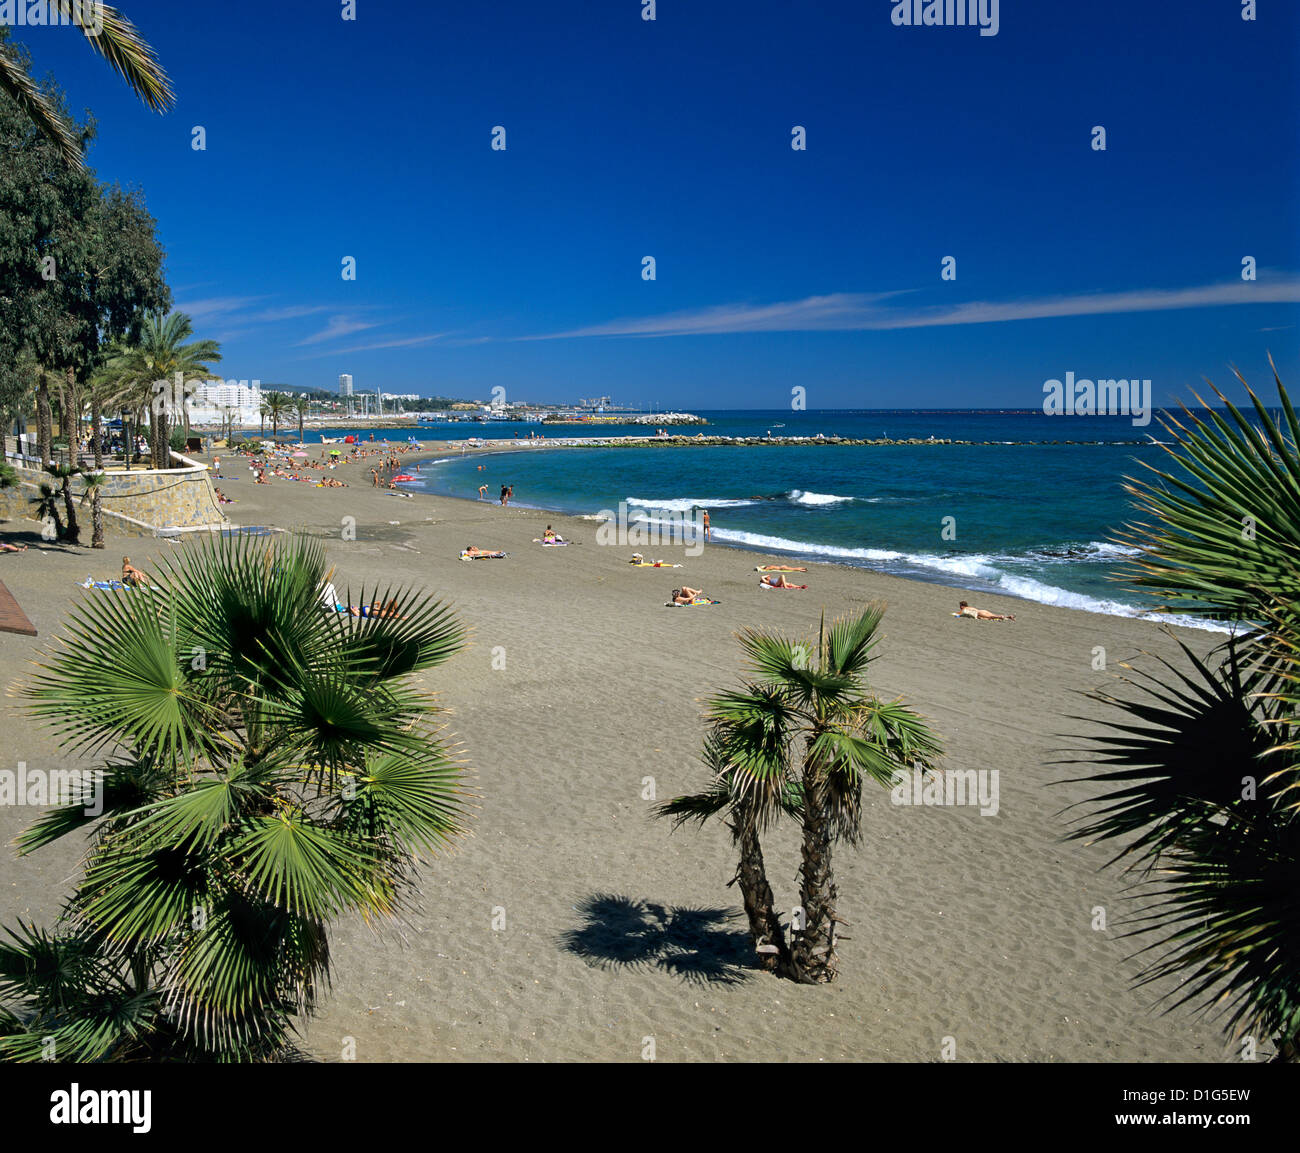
xmin=0 ymin=449 xmax=227 ymax=537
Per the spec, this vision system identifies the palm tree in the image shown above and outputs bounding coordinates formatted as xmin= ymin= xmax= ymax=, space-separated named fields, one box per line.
xmin=35 ymin=461 xmax=82 ymax=544
xmin=0 ymin=7 xmax=173 ymax=169
xmin=112 ymin=312 xmax=221 ymax=469
xmin=260 ymin=392 xmax=293 ymax=442
xmin=1067 ymin=363 xmax=1300 ymax=1061
xmin=1 ymin=533 xmax=470 ymax=1061
xmin=658 ymin=722 xmax=801 ymax=973
xmin=295 ymin=394 xmax=311 ymax=444
xmin=661 ymin=607 xmax=943 ymax=982
xmin=29 ymin=480 xmax=62 ymax=541
xmin=79 ymin=470 xmax=107 ymax=549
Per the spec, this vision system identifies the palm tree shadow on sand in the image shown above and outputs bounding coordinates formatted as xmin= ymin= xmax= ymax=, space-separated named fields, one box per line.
xmin=559 ymin=894 xmax=754 ymax=986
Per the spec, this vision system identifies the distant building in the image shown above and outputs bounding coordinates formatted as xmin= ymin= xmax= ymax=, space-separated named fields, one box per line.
xmin=188 ymin=379 xmax=264 ymax=426
xmin=339 ymin=374 xmax=353 ymax=397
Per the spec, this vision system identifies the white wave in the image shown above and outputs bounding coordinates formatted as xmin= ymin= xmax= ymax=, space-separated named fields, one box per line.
xmin=787 ymin=489 xmax=853 ymax=506
xmin=704 ymin=527 xmax=1234 ymax=633
xmin=626 ymin=496 xmax=755 ymax=511
xmin=994 ymin=574 xmax=1235 ymax=633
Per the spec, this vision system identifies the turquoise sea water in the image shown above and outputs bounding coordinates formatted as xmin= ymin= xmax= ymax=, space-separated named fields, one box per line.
xmin=312 ymin=410 xmax=1237 ymax=630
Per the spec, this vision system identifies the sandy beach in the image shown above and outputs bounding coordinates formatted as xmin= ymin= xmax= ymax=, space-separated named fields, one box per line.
xmin=0 ymin=447 xmax=1240 ymax=1062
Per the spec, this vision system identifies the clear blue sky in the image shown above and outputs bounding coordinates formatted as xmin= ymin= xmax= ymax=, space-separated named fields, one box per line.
xmin=14 ymin=0 xmax=1300 ymax=407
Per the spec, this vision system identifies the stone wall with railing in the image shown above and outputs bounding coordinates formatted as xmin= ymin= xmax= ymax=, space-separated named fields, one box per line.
xmin=1 ymin=440 xmax=227 ymax=537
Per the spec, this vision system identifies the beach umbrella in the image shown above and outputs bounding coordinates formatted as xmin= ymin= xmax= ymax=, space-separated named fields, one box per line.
xmin=329 ymin=449 xmax=341 ymax=456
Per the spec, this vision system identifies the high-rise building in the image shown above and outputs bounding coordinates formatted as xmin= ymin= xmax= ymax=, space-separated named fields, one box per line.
xmin=339 ymin=374 xmax=353 ymax=397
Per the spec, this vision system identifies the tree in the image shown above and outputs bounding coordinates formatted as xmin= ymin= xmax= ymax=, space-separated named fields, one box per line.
xmin=295 ymin=395 xmax=310 ymax=444
xmin=260 ymin=392 xmax=292 ymax=442
xmin=0 ymin=12 xmax=172 ymax=170
xmin=112 ymin=312 xmax=220 ymax=469
xmin=1068 ymin=364 xmax=1300 ymax=1061
xmin=660 ymin=608 xmax=943 ymax=982
xmin=0 ymin=46 xmax=169 ymax=467
xmin=79 ymin=469 xmax=106 ymax=548
xmin=1 ymin=534 xmax=471 ymax=1061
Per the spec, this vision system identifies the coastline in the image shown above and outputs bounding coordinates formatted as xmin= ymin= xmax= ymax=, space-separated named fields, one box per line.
xmin=0 ymin=446 xmax=1240 ymax=1061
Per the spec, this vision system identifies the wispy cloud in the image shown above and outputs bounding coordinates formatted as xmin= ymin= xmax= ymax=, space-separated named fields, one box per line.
xmin=518 ymin=278 xmax=1300 ymax=340
xmin=295 ymin=315 xmax=383 ymax=347
xmin=174 ymin=295 xmax=269 ymax=321
xmin=296 ymin=332 xmax=448 ymax=358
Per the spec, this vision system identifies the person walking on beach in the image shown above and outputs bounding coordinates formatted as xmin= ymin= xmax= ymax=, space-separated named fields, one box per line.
xmin=701 ymin=509 xmax=711 ymax=542
xmin=500 ymin=485 xmax=508 ymax=506
xmin=506 ymin=485 xmax=514 ymax=505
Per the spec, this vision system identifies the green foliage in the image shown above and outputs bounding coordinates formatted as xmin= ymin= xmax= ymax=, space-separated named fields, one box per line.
xmin=1 ymin=534 xmax=470 ymax=1061
xmin=1073 ymin=366 xmax=1300 ymax=1060
xmin=659 ymin=606 xmax=942 ymax=981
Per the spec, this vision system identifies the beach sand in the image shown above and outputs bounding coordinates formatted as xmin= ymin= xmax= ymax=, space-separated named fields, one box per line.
xmin=0 ymin=447 xmax=1241 ymax=1062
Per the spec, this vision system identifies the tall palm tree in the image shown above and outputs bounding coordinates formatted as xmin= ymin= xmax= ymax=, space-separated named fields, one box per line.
xmin=1067 ymin=363 xmax=1300 ymax=1062
xmin=112 ymin=312 xmax=221 ymax=469
xmin=661 ymin=607 xmax=943 ymax=982
xmin=0 ymin=7 xmax=173 ymax=169
xmin=295 ymin=394 xmax=311 ymax=444
xmin=1 ymin=533 xmax=470 ymax=1061
xmin=260 ymin=392 xmax=293 ymax=442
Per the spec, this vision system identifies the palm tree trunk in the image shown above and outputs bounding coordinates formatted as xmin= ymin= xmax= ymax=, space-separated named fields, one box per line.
xmin=60 ymin=473 xmax=80 ymax=545
xmin=790 ymin=766 xmax=839 ymax=983
xmin=91 ymin=486 xmax=104 ymax=548
xmin=65 ymin=368 xmax=79 ymax=464
xmin=36 ymin=372 xmax=52 ymax=466
xmin=91 ymin=396 xmax=103 ymax=470
xmin=151 ymin=405 xmax=169 ymax=469
xmin=734 ymin=818 xmax=790 ymax=973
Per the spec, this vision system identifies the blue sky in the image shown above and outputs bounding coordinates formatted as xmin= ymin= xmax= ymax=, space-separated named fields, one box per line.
xmin=12 ymin=0 xmax=1300 ymax=407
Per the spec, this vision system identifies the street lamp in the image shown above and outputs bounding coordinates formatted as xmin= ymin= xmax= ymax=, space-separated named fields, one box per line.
xmin=120 ymin=409 xmax=131 ymax=472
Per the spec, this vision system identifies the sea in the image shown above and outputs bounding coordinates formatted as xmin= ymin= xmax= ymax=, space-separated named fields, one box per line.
xmin=295 ymin=409 xmax=1241 ymax=632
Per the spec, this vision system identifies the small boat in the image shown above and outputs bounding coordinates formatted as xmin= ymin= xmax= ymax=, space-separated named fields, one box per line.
xmin=319 ymin=436 xmax=342 ymax=444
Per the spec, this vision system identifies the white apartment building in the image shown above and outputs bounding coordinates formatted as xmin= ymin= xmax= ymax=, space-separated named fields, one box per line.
xmin=187 ymin=379 xmax=265 ymax=426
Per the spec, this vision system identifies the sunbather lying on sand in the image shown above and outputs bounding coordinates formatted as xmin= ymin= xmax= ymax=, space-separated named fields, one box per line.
xmin=122 ymin=556 xmax=150 ymax=587
xmin=672 ymin=586 xmax=706 ymax=605
xmin=350 ymin=599 xmax=403 ymax=619
xmin=0 ymin=542 xmax=28 ymax=553
xmin=462 ymin=545 xmax=507 ymax=558
xmin=760 ymin=574 xmax=807 ymax=589
xmin=957 ymin=600 xmax=1015 ymax=621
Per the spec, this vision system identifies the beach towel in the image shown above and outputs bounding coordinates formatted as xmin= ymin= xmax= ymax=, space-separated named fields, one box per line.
xmin=81 ymin=578 xmax=133 ymax=591
xmin=759 ymin=581 xmax=808 ymax=590
xmin=666 ymin=597 xmax=720 ymax=607
xmin=533 ymin=539 xmax=569 ymax=546
xmin=460 ymin=551 xmax=508 ymax=561
xmin=755 ymin=565 xmax=807 ymax=572
xmin=630 ymin=561 xmax=682 ymax=568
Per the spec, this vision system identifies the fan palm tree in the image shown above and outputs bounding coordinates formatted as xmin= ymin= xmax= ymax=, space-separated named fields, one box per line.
xmin=29 ymin=479 xmax=62 ymax=541
xmin=1067 ymin=362 xmax=1300 ymax=1061
xmin=661 ymin=607 xmax=943 ymax=982
xmin=32 ymin=461 xmax=82 ymax=544
xmin=294 ymin=395 xmax=310 ymax=444
xmin=0 ymin=533 xmax=470 ymax=1061
xmin=112 ymin=312 xmax=221 ymax=469
xmin=0 ymin=7 xmax=173 ymax=169
xmin=658 ymin=722 xmax=802 ymax=973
